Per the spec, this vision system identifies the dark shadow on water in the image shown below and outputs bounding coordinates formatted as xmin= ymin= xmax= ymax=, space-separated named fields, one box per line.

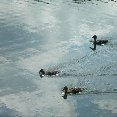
xmin=62 ymin=93 xmax=68 ymax=99
xmin=90 ymin=43 xmax=96 ymax=51
xmin=72 ymin=0 xmax=117 ymax=4
xmin=73 ymin=0 xmax=88 ymax=4
xmin=60 ymin=73 xmax=93 ymax=78
xmin=34 ymin=0 xmax=50 ymax=4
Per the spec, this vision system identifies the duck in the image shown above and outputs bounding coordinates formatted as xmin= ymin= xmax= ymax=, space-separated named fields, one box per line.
xmin=39 ymin=69 xmax=60 ymax=78
xmin=90 ymin=35 xmax=108 ymax=45
xmin=62 ymin=86 xmax=84 ymax=95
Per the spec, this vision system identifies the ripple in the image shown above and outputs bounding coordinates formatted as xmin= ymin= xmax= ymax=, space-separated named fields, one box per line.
xmin=0 ymin=56 xmax=10 ymax=64
xmin=93 ymin=99 xmax=117 ymax=113
xmin=0 ymin=103 xmax=21 ymax=117
xmin=34 ymin=0 xmax=50 ymax=4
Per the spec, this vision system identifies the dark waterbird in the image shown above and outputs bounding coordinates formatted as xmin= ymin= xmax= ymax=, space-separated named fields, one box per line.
xmin=39 ymin=69 xmax=60 ymax=78
xmin=62 ymin=86 xmax=85 ymax=99
xmin=90 ymin=35 xmax=108 ymax=50
xmin=90 ymin=35 xmax=108 ymax=45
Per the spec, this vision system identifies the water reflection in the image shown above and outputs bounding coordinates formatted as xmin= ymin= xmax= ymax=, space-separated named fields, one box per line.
xmin=73 ymin=0 xmax=117 ymax=4
xmin=0 ymin=103 xmax=21 ymax=117
xmin=62 ymin=93 xmax=68 ymax=99
xmin=93 ymin=99 xmax=117 ymax=114
xmin=90 ymin=43 xmax=96 ymax=51
xmin=34 ymin=0 xmax=50 ymax=4
xmin=62 ymin=88 xmax=117 ymax=99
xmin=73 ymin=0 xmax=88 ymax=4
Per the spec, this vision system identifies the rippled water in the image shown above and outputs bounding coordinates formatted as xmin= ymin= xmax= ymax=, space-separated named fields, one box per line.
xmin=0 ymin=0 xmax=117 ymax=117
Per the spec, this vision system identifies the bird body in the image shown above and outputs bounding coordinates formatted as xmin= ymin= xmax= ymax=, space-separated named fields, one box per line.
xmin=62 ymin=86 xmax=84 ymax=94
xmin=91 ymin=35 xmax=108 ymax=45
xmin=39 ymin=69 xmax=59 ymax=78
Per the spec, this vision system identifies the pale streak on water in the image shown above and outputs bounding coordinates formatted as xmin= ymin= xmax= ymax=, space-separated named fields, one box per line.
xmin=0 ymin=0 xmax=117 ymax=117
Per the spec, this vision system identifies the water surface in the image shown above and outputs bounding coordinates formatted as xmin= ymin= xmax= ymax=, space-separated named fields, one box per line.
xmin=0 ymin=0 xmax=117 ymax=117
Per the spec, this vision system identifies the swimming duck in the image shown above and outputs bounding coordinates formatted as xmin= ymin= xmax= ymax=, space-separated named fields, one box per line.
xmin=90 ymin=35 xmax=108 ymax=45
xmin=62 ymin=86 xmax=84 ymax=95
xmin=39 ymin=69 xmax=60 ymax=78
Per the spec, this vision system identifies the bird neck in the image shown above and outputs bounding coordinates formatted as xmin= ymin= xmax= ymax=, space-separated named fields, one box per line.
xmin=94 ymin=38 xmax=96 ymax=42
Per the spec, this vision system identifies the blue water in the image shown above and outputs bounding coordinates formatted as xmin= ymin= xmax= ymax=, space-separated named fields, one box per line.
xmin=0 ymin=0 xmax=117 ymax=117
